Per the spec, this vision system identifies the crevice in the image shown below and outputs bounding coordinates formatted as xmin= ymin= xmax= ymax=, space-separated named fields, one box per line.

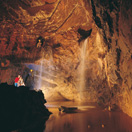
xmin=75 ymin=61 xmax=80 ymax=70
xmin=19 ymin=0 xmax=30 ymax=7
xmin=103 ymin=31 xmax=111 ymax=51
xmin=54 ymin=4 xmax=77 ymax=32
xmin=91 ymin=0 xmax=96 ymax=18
xmin=3 ymin=3 xmax=20 ymax=23
xmin=78 ymin=28 xmax=92 ymax=41
xmin=91 ymin=0 xmax=102 ymax=29
xmin=115 ymin=70 xmax=123 ymax=85
xmin=12 ymin=42 xmax=18 ymax=51
xmin=48 ymin=0 xmax=62 ymax=20
xmin=116 ymin=48 xmax=121 ymax=67
xmin=53 ymin=43 xmax=61 ymax=49
xmin=102 ymin=11 xmax=113 ymax=36
xmin=95 ymin=16 xmax=102 ymax=28
xmin=116 ymin=13 xmax=119 ymax=36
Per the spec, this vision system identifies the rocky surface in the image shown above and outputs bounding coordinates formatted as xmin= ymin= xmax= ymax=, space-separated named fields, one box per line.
xmin=0 ymin=83 xmax=51 ymax=132
xmin=0 ymin=0 xmax=132 ymax=117
xmin=91 ymin=0 xmax=132 ymax=116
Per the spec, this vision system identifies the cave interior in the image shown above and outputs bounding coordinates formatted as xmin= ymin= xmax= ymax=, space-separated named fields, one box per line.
xmin=0 ymin=0 xmax=132 ymax=121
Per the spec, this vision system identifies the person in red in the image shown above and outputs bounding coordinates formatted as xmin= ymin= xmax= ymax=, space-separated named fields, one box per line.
xmin=14 ymin=75 xmax=20 ymax=87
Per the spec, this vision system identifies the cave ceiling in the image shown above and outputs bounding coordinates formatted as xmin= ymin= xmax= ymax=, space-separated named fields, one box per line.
xmin=0 ymin=0 xmax=96 ymax=66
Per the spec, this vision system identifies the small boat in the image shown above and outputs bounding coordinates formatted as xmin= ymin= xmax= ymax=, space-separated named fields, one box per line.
xmin=59 ymin=106 xmax=78 ymax=113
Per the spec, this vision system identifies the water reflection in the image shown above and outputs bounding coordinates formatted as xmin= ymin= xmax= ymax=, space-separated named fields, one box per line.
xmin=44 ymin=102 xmax=132 ymax=132
xmin=12 ymin=101 xmax=132 ymax=132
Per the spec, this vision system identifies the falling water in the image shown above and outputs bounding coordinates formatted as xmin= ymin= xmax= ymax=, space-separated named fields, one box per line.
xmin=37 ymin=59 xmax=43 ymax=90
xmin=36 ymin=47 xmax=53 ymax=91
xmin=79 ymin=38 xmax=88 ymax=100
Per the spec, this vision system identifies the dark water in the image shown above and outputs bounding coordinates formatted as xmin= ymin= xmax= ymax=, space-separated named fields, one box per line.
xmin=11 ymin=101 xmax=132 ymax=132
xmin=44 ymin=102 xmax=132 ymax=132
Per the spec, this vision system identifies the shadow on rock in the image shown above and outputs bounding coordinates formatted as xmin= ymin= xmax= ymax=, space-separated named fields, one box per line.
xmin=0 ymin=83 xmax=52 ymax=132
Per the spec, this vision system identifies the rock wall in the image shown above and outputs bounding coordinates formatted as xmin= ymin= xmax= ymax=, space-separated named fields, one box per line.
xmin=91 ymin=0 xmax=132 ymax=116
xmin=0 ymin=0 xmax=132 ymax=117
xmin=0 ymin=83 xmax=51 ymax=131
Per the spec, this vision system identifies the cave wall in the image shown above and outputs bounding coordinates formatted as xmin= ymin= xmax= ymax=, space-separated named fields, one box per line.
xmin=91 ymin=0 xmax=132 ymax=116
xmin=0 ymin=0 xmax=132 ymax=117
xmin=0 ymin=0 xmax=97 ymax=102
xmin=118 ymin=0 xmax=132 ymax=117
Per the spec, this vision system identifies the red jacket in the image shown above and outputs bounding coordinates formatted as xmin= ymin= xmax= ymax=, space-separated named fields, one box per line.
xmin=15 ymin=77 xmax=19 ymax=83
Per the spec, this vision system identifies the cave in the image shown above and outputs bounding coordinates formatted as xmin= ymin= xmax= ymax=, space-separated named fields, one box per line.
xmin=0 ymin=0 xmax=132 ymax=131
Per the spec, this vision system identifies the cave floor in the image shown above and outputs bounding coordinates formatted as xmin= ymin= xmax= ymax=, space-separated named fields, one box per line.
xmin=44 ymin=101 xmax=132 ymax=132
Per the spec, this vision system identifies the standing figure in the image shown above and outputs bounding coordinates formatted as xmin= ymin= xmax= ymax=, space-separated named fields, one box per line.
xmin=37 ymin=39 xmax=42 ymax=48
xmin=18 ymin=75 xmax=25 ymax=87
xmin=14 ymin=75 xmax=20 ymax=87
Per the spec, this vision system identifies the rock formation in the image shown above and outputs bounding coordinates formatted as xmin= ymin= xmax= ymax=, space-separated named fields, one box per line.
xmin=0 ymin=83 xmax=51 ymax=131
xmin=0 ymin=0 xmax=132 ymax=117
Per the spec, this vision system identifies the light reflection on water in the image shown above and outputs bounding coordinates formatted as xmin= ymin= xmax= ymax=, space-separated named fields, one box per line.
xmin=44 ymin=102 xmax=132 ymax=132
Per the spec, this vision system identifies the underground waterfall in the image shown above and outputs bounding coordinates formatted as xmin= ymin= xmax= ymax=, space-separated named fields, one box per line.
xmin=79 ymin=38 xmax=88 ymax=101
